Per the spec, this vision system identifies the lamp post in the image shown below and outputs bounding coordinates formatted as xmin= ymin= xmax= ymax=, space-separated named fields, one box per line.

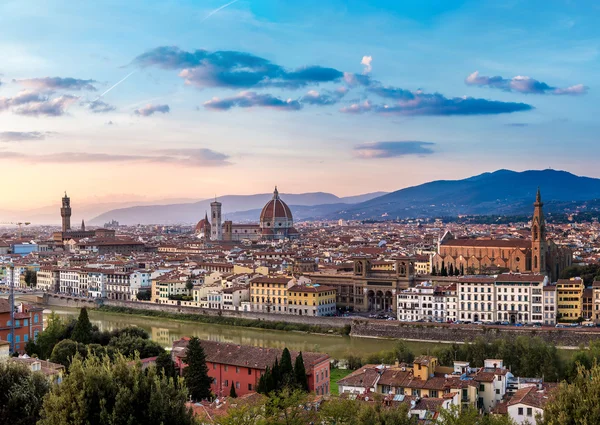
xmin=9 ymin=265 xmax=15 ymax=354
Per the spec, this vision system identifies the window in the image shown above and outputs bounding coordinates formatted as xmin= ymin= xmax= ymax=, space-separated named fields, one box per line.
xmin=496 ymin=389 xmax=500 ymax=395
xmin=518 ymin=408 xmax=523 ymax=416
xmin=248 ymin=368 xmax=252 ymax=375
xmin=236 ymin=367 xmax=239 ymax=373
xmin=224 ymin=380 xmax=229 ymax=387
xmin=236 ymin=382 xmax=240 ymax=389
xmin=24 ymin=334 xmax=28 ymax=342
xmin=213 ymin=363 xmax=216 ymax=370
xmin=248 ymin=383 xmax=253 ymax=391
xmin=479 ymin=384 xmax=484 ymax=392
xmin=224 ymin=365 xmax=228 ymax=372
xmin=412 ymin=389 xmax=420 ymax=396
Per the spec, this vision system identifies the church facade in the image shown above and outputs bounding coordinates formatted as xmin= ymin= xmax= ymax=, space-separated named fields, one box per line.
xmin=195 ymin=187 xmax=299 ymax=242
xmin=432 ymin=189 xmax=572 ymax=282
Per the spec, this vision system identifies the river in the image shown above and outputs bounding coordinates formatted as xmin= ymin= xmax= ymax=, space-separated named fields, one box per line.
xmin=49 ymin=307 xmax=443 ymax=360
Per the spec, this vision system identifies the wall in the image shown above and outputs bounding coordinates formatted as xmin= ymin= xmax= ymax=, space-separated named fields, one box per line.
xmin=44 ymin=294 xmax=101 ymax=309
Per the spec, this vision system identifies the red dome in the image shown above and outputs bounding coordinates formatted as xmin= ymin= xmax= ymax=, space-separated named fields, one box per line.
xmin=260 ymin=187 xmax=293 ymax=223
xmin=195 ymin=212 xmax=211 ymax=233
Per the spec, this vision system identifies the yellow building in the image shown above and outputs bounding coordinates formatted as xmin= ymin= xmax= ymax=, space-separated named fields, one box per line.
xmin=556 ymin=277 xmax=584 ymax=321
xmin=233 ymin=264 xmax=269 ymax=276
xmin=249 ymin=276 xmax=295 ymax=313
xmin=287 ymin=284 xmax=336 ymax=316
xmin=151 ymin=274 xmax=190 ymax=303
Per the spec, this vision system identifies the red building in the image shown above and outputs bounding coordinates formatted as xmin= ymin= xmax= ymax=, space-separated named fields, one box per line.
xmin=172 ymin=338 xmax=331 ymax=397
xmin=0 ymin=300 xmax=44 ymax=354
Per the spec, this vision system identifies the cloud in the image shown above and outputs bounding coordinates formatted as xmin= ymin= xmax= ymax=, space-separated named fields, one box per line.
xmin=354 ymin=141 xmax=436 ymax=159
xmin=340 ymin=92 xmax=532 ymax=116
xmin=0 ymin=131 xmax=51 ymax=142
xmin=204 ymin=91 xmax=302 ymax=111
xmin=84 ymin=99 xmax=116 ymax=113
xmin=134 ymin=46 xmax=343 ymax=89
xmin=0 ymin=90 xmax=78 ymax=116
xmin=465 ymin=71 xmax=588 ymax=95
xmin=300 ymin=88 xmax=347 ymax=106
xmin=0 ymin=148 xmax=231 ymax=167
xmin=361 ymin=56 xmax=373 ymax=74
xmin=134 ymin=103 xmax=170 ymax=116
xmin=14 ymin=77 xmax=98 ymax=91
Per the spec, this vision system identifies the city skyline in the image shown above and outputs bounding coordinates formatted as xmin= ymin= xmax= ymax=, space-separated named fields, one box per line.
xmin=1 ymin=0 xmax=598 ymax=209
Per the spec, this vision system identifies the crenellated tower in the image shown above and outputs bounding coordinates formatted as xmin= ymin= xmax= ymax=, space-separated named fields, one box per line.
xmin=61 ymin=192 xmax=72 ymax=232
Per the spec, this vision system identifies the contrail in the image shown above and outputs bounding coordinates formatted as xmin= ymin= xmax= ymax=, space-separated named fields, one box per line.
xmin=94 ymin=70 xmax=137 ymax=100
xmin=201 ymin=0 xmax=240 ymax=22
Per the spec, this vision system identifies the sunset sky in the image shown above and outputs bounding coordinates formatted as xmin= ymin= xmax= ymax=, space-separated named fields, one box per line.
xmin=0 ymin=0 xmax=598 ymax=209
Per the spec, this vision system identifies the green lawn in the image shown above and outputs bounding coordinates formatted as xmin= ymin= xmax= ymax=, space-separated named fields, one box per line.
xmin=329 ymin=368 xmax=353 ymax=395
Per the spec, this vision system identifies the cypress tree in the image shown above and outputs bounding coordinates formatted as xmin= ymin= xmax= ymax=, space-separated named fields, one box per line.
xmin=229 ymin=383 xmax=237 ymax=398
xmin=71 ymin=308 xmax=93 ymax=344
xmin=272 ymin=357 xmax=281 ymax=389
xmin=448 ymin=264 xmax=454 ymax=276
xmin=294 ymin=352 xmax=309 ymax=392
xmin=183 ymin=337 xmax=212 ymax=401
xmin=257 ymin=366 xmax=269 ymax=394
xmin=280 ymin=348 xmax=294 ymax=386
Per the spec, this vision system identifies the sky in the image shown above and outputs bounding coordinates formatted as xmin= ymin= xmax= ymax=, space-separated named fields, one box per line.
xmin=0 ymin=0 xmax=599 ymax=209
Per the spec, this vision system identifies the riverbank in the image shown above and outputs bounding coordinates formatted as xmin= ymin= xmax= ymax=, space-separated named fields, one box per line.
xmin=98 ymin=305 xmax=351 ymax=336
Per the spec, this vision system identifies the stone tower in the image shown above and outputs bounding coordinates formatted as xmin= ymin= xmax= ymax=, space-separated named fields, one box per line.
xmin=61 ymin=192 xmax=71 ymax=232
xmin=210 ymin=197 xmax=222 ymax=241
xmin=531 ymin=187 xmax=547 ymax=274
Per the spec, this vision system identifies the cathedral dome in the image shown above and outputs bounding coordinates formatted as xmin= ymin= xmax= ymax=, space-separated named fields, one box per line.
xmin=260 ymin=187 xmax=293 ymax=226
xmin=195 ymin=212 xmax=211 ymax=234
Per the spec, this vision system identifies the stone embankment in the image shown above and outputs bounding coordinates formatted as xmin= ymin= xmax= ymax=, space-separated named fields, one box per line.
xmin=42 ymin=295 xmax=600 ymax=348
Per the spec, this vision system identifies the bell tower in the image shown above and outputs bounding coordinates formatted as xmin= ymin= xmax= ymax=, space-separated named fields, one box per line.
xmin=531 ymin=187 xmax=547 ymax=273
xmin=210 ymin=197 xmax=222 ymax=241
xmin=61 ymin=192 xmax=71 ymax=232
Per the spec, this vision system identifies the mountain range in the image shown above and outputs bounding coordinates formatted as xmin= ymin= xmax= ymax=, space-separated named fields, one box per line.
xmin=9 ymin=169 xmax=600 ymax=226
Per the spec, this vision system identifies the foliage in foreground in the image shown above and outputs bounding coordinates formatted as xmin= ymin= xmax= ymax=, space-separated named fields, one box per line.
xmin=37 ymin=354 xmax=194 ymax=425
xmin=0 ymin=361 xmax=49 ymax=425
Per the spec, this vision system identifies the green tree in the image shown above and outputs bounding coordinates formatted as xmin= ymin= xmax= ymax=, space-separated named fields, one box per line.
xmin=394 ymin=340 xmax=415 ymax=364
xmin=156 ymin=351 xmax=178 ymax=379
xmin=215 ymin=398 xmax=266 ymax=425
xmin=136 ymin=290 xmax=151 ymax=301
xmin=356 ymin=400 xmax=416 ymax=425
xmin=293 ymin=352 xmax=308 ymax=392
xmin=438 ymin=405 xmax=515 ymax=425
xmin=71 ymin=307 xmax=93 ymax=344
xmin=183 ymin=336 xmax=213 ymax=401
xmin=0 ymin=361 xmax=50 ymax=425
xmin=229 ymin=383 xmax=238 ymax=398
xmin=264 ymin=387 xmax=316 ymax=425
xmin=38 ymin=354 xmax=194 ymax=425
xmin=49 ymin=339 xmax=87 ymax=368
xmin=24 ymin=269 xmax=37 ymax=287
xmin=31 ymin=311 xmax=66 ymax=359
xmin=539 ymin=363 xmax=600 ymax=425
xmin=108 ymin=334 xmax=164 ymax=358
xmin=346 ymin=354 xmax=363 ymax=370
xmin=280 ymin=348 xmax=294 ymax=386
xmin=319 ymin=398 xmax=362 ymax=425
xmin=186 ymin=276 xmax=194 ymax=291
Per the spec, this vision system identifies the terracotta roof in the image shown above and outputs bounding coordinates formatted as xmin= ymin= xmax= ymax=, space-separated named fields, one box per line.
xmin=508 ymin=386 xmax=551 ymax=409
xmin=441 ymin=239 xmax=531 ymax=249
xmin=495 ymin=274 xmax=546 ymax=282
xmin=172 ymin=339 xmax=328 ymax=373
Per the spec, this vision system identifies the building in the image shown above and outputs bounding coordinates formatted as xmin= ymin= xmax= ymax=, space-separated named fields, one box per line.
xmin=287 ymin=284 xmax=336 ymax=316
xmin=151 ymin=274 xmax=190 ymax=303
xmin=457 ymin=277 xmax=496 ymax=323
xmin=37 ymin=267 xmax=60 ymax=292
xmin=196 ymin=187 xmax=299 ymax=242
xmin=221 ymin=286 xmax=250 ymax=311
xmin=11 ymin=356 xmax=64 ymax=385
xmin=53 ymin=193 xmax=116 ymax=243
xmin=432 ymin=190 xmax=572 ymax=281
xmin=556 ymin=277 xmax=584 ymax=321
xmin=308 ymin=257 xmax=416 ymax=313
xmin=543 ymin=284 xmax=557 ymax=325
xmin=171 ymin=338 xmax=331 ymax=397
xmin=494 ymin=274 xmax=546 ymax=324
xmin=507 ymin=386 xmax=551 ymax=425
xmin=249 ymin=275 xmax=296 ymax=313
xmin=593 ymin=281 xmax=600 ymax=324
xmin=583 ymin=287 xmax=594 ymax=321
xmin=0 ymin=301 xmax=44 ymax=354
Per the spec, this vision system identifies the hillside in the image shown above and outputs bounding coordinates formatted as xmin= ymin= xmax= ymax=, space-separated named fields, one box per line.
xmin=89 ymin=192 xmax=387 ymax=225
xmin=328 ymin=169 xmax=600 ymax=220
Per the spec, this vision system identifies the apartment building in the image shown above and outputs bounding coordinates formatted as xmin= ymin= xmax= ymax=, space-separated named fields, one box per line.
xmin=593 ymin=281 xmax=600 ymax=323
xmin=556 ymin=277 xmax=584 ymax=321
xmin=287 ymin=284 xmax=336 ymax=316
xmin=457 ymin=277 xmax=496 ymax=323
xmin=249 ymin=276 xmax=296 ymax=313
xmin=36 ymin=267 xmax=60 ymax=292
xmin=221 ymin=286 xmax=250 ymax=311
xmin=105 ymin=272 xmax=132 ymax=300
xmin=494 ymin=275 xmax=546 ymax=324
xmin=151 ymin=274 xmax=190 ymax=303
xmin=543 ymin=285 xmax=557 ymax=325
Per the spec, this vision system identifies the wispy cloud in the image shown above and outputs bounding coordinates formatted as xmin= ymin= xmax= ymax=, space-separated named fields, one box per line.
xmin=465 ymin=71 xmax=588 ymax=95
xmin=201 ymin=0 xmax=240 ymax=22
xmin=84 ymin=99 xmax=116 ymax=113
xmin=0 ymin=131 xmax=53 ymax=142
xmin=133 ymin=46 xmax=344 ymax=89
xmin=134 ymin=103 xmax=170 ymax=116
xmin=340 ymin=93 xmax=532 ymax=116
xmin=0 ymin=90 xmax=78 ymax=116
xmin=204 ymin=91 xmax=302 ymax=111
xmin=354 ymin=141 xmax=436 ymax=159
xmin=361 ymin=56 xmax=373 ymax=74
xmin=14 ymin=77 xmax=98 ymax=91
xmin=300 ymin=88 xmax=347 ymax=106
xmin=0 ymin=148 xmax=231 ymax=167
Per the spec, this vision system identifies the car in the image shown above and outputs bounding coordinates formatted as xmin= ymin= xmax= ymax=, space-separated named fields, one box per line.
xmin=500 ymin=321 xmax=510 ymax=326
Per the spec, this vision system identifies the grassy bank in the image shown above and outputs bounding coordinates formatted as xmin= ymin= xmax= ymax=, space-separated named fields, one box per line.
xmin=97 ymin=305 xmax=352 ymax=336
xmin=329 ymin=368 xmax=353 ymax=395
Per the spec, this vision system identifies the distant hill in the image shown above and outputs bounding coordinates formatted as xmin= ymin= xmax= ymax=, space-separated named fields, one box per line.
xmin=89 ymin=191 xmax=387 ymax=225
xmin=327 ymin=169 xmax=600 ymax=220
